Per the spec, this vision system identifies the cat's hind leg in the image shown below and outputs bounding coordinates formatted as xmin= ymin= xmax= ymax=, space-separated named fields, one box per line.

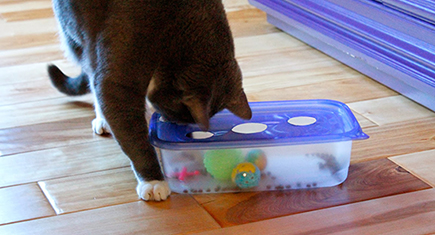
xmin=91 ymin=91 xmax=111 ymax=135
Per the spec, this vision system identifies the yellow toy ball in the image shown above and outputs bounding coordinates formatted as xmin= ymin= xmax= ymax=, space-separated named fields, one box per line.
xmin=231 ymin=162 xmax=261 ymax=188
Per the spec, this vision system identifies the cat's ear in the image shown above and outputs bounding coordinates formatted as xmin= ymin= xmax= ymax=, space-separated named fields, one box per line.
xmin=183 ymin=98 xmax=210 ymax=130
xmin=226 ymin=91 xmax=252 ymax=120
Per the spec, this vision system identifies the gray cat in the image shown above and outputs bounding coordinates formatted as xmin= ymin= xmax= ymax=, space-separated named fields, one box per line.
xmin=48 ymin=0 xmax=252 ymax=201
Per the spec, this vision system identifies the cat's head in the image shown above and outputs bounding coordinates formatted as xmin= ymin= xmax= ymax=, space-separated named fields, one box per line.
xmin=148 ymin=61 xmax=252 ymax=129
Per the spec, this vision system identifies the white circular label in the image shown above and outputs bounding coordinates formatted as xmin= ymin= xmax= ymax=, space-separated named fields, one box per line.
xmin=288 ymin=116 xmax=317 ymax=126
xmin=232 ymin=123 xmax=268 ymax=134
xmin=188 ymin=131 xmax=214 ymax=139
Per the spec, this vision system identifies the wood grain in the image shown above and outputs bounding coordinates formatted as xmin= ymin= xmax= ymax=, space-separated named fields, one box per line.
xmin=390 ymin=149 xmax=435 ymax=187
xmin=193 ymin=158 xmax=430 ymax=227
xmin=351 ymin=117 xmax=435 ymax=162
xmin=0 ymin=32 xmax=58 ymax=50
xmin=0 ymin=116 xmax=101 ymax=156
xmin=0 ymin=44 xmax=63 ymax=67
xmin=0 ymin=60 xmax=79 ymax=86
xmin=0 ymin=18 xmax=57 ymax=39
xmin=352 ymin=111 xmax=377 ymax=129
xmin=1 ymin=0 xmax=434 ymax=233
xmin=0 ymin=0 xmax=52 ymax=14
xmin=196 ymin=189 xmax=435 ymax=235
xmin=247 ymin=77 xmax=397 ymax=103
xmin=0 ymin=184 xmax=55 ymax=225
xmin=0 ymin=139 xmax=129 ymax=187
xmin=227 ymin=8 xmax=280 ymax=38
xmin=349 ymin=96 xmax=435 ymax=125
xmin=0 ymin=96 xmax=94 ymax=129
xmin=239 ymin=48 xmax=345 ymax=78
xmin=224 ymin=0 xmax=256 ymax=12
xmin=0 ymin=195 xmax=220 ymax=235
xmin=39 ymin=168 xmax=138 ymax=214
xmin=0 ymin=79 xmax=63 ymax=106
xmin=234 ymin=32 xmax=308 ymax=57
xmin=242 ymin=67 xmax=367 ymax=95
xmin=1 ymin=8 xmax=53 ymax=22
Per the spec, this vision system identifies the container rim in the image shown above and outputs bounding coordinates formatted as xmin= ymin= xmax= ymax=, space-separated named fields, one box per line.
xmin=149 ymin=99 xmax=369 ymax=150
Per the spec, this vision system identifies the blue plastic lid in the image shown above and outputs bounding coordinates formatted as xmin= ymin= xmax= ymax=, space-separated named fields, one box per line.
xmin=149 ymin=99 xmax=369 ymax=150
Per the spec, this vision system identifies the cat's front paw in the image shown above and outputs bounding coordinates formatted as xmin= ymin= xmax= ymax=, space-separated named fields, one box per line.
xmin=92 ymin=118 xmax=110 ymax=135
xmin=137 ymin=180 xmax=171 ymax=201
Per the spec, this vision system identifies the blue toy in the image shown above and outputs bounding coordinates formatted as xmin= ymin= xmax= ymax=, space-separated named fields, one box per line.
xmin=231 ymin=162 xmax=261 ymax=188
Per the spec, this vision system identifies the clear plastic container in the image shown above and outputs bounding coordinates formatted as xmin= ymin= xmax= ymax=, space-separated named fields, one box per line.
xmin=149 ymin=99 xmax=368 ymax=194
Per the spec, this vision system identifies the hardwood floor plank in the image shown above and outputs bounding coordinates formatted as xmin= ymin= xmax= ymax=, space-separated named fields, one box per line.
xmin=1 ymin=8 xmax=53 ymax=22
xmin=0 ymin=44 xmax=63 ymax=67
xmin=0 ymin=79 xmax=63 ymax=106
xmin=0 ymin=116 xmax=101 ymax=156
xmin=224 ymin=0 xmax=255 ymax=12
xmin=196 ymin=189 xmax=435 ymax=235
xmin=0 ymin=18 xmax=56 ymax=38
xmin=0 ymin=32 xmax=58 ymax=50
xmin=351 ymin=117 xmax=435 ymax=162
xmin=352 ymin=112 xmax=377 ymax=129
xmin=0 ymin=195 xmax=221 ymax=235
xmin=192 ymin=158 xmax=430 ymax=227
xmin=0 ymin=1 xmax=52 ymax=14
xmin=0 ymin=95 xmax=93 ymax=129
xmin=239 ymin=48 xmax=364 ymax=79
xmin=0 ymin=140 xmax=129 ymax=187
xmin=2 ymin=0 xmax=435 ymax=232
xmin=39 ymin=168 xmax=138 ymax=214
xmin=0 ymin=61 xmax=78 ymax=106
xmin=247 ymin=77 xmax=397 ymax=104
xmin=234 ymin=32 xmax=308 ymax=57
xmin=0 ymin=184 xmax=55 ymax=225
xmin=241 ymin=60 xmax=370 ymax=92
xmin=348 ymin=96 xmax=435 ymax=126
xmin=0 ymin=60 xmax=79 ymax=86
xmin=227 ymin=8 xmax=280 ymax=38
xmin=390 ymin=149 xmax=435 ymax=187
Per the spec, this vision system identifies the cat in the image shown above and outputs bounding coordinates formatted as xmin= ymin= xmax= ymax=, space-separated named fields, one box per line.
xmin=48 ymin=0 xmax=252 ymax=201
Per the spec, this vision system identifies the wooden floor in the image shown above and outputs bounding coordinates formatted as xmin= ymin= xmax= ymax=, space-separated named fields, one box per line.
xmin=1 ymin=0 xmax=435 ymax=234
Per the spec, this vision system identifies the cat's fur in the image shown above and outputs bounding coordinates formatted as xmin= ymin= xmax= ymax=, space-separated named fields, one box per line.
xmin=48 ymin=0 xmax=252 ymax=201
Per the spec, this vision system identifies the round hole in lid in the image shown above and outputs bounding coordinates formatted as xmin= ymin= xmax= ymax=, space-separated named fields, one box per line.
xmin=288 ymin=116 xmax=317 ymax=126
xmin=186 ymin=131 xmax=214 ymax=139
xmin=232 ymin=123 xmax=267 ymax=134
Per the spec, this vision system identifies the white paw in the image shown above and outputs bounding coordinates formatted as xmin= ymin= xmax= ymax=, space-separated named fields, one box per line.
xmin=92 ymin=118 xmax=110 ymax=135
xmin=136 ymin=180 xmax=171 ymax=201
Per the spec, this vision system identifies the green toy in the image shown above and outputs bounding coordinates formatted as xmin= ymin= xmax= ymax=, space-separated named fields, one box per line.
xmin=203 ymin=149 xmax=244 ymax=181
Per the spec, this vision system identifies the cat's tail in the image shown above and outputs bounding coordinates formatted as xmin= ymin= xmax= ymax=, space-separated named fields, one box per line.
xmin=47 ymin=64 xmax=90 ymax=96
